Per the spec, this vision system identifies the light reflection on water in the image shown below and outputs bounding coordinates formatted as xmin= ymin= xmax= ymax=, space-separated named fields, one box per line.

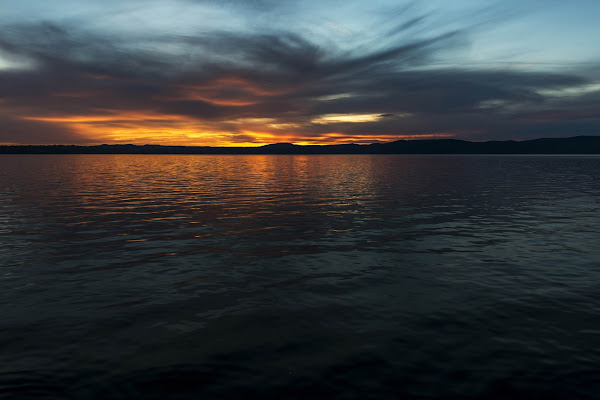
xmin=1 ymin=154 xmax=600 ymax=399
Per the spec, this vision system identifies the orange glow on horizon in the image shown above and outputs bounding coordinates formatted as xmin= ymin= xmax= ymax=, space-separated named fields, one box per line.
xmin=18 ymin=111 xmax=454 ymax=146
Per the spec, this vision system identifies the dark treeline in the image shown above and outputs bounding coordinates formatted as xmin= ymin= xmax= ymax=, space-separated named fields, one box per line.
xmin=2 ymin=136 xmax=600 ymax=154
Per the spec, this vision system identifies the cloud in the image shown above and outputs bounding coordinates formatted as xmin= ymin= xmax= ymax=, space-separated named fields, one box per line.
xmin=0 ymin=111 xmax=88 ymax=144
xmin=0 ymin=5 xmax=599 ymax=145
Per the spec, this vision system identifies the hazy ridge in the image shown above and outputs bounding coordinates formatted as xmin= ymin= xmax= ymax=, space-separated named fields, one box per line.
xmin=2 ymin=136 xmax=600 ymax=154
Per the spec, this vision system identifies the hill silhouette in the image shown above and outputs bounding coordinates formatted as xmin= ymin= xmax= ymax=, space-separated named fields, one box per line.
xmin=2 ymin=136 xmax=600 ymax=154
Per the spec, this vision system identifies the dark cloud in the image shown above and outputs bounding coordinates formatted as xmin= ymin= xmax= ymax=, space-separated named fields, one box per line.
xmin=0 ymin=10 xmax=599 ymax=144
xmin=0 ymin=111 xmax=88 ymax=144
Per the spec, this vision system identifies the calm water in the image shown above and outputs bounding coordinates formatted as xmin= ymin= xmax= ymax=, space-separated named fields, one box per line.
xmin=1 ymin=154 xmax=600 ymax=399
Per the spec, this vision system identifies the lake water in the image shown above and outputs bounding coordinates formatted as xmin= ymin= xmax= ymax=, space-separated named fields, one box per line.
xmin=1 ymin=154 xmax=600 ymax=399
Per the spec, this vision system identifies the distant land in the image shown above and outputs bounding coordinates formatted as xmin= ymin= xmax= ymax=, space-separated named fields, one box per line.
xmin=2 ymin=136 xmax=600 ymax=155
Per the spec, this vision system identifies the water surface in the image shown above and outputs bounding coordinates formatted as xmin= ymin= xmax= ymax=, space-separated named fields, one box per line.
xmin=1 ymin=155 xmax=600 ymax=399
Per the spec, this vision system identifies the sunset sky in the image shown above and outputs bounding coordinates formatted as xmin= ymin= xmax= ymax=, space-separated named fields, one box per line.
xmin=1 ymin=0 xmax=599 ymax=146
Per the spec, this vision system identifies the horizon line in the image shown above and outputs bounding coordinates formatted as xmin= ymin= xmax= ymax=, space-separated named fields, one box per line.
xmin=1 ymin=135 xmax=599 ymax=148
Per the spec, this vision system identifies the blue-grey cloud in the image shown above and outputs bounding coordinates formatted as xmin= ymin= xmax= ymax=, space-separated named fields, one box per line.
xmin=0 ymin=4 xmax=599 ymax=144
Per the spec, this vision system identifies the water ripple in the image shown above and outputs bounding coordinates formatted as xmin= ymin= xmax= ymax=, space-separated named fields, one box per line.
xmin=1 ymin=154 xmax=600 ymax=398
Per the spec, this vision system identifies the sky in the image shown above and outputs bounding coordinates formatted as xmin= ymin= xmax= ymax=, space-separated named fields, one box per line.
xmin=1 ymin=0 xmax=600 ymax=146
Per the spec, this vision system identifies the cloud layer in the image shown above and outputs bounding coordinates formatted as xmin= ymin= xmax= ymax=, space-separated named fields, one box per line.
xmin=1 ymin=1 xmax=599 ymax=145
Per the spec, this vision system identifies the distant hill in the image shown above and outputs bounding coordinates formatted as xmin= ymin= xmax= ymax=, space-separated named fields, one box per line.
xmin=2 ymin=136 xmax=600 ymax=154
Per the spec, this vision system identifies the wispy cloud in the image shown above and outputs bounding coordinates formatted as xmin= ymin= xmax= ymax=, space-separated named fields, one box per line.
xmin=0 ymin=1 xmax=599 ymax=145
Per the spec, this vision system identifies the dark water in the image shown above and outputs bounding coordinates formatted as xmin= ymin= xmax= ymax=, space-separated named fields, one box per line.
xmin=1 ymin=154 xmax=600 ymax=399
